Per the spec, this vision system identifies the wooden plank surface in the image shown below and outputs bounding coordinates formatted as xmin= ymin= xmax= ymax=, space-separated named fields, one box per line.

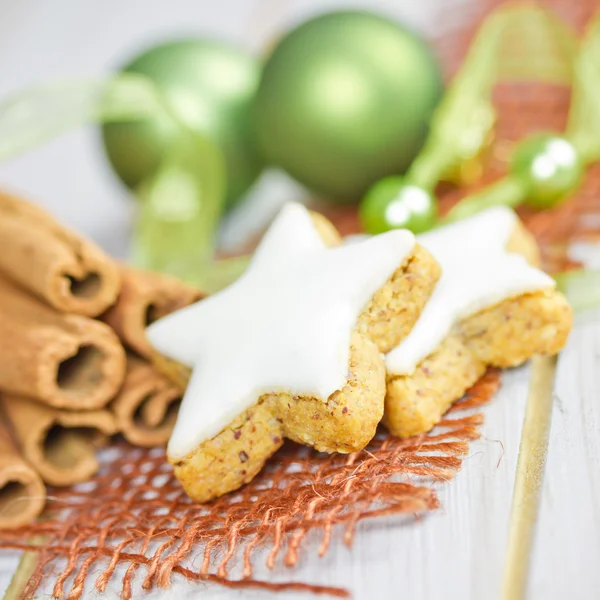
xmin=529 ymin=311 xmax=600 ymax=599
xmin=14 ymin=309 xmax=596 ymax=600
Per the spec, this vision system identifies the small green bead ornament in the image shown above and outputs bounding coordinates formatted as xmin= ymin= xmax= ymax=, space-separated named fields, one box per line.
xmin=510 ymin=133 xmax=583 ymax=209
xmin=360 ymin=176 xmax=437 ymax=234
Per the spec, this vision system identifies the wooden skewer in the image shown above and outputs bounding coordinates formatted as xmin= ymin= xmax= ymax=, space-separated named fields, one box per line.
xmin=3 ymin=538 xmax=44 ymax=600
xmin=502 ymin=355 xmax=557 ymax=600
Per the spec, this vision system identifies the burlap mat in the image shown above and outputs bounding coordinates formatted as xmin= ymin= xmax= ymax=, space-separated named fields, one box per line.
xmin=0 ymin=372 xmax=499 ymax=599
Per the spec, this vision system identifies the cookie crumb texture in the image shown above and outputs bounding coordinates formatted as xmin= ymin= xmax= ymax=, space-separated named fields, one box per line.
xmin=167 ymin=332 xmax=385 ymax=503
xmin=358 ymin=244 xmax=441 ymax=353
xmin=385 ymin=289 xmax=572 ymax=438
xmin=154 ymin=242 xmax=440 ymax=502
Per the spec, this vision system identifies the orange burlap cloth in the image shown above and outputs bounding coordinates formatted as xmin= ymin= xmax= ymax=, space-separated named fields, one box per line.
xmin=0 ymin=372 xmax=499 ymax=599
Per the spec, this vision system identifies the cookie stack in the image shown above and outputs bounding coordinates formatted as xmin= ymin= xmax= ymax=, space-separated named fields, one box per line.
xmin=0 ymin=192 xmax=201 ymax=529
xmin=145 ymin=203 xmax=572 ymax=503
xmin=0 ymin=195 xmax=574 ymax=526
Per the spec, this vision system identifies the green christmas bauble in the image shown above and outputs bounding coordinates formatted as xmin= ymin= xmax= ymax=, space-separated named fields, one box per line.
xmin=103 ymin=39 xmax=263 ymax=207
xmin=360 ymin=176 xmax=437 ymax=234
xmin=510 ymin=133 xmax=583 ymax=209
xmin=253 ymin=11 xmax=443 ymax=203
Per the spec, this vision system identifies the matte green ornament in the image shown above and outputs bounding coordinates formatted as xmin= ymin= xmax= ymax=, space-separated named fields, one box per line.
xmin=253 ymin=11 xmax=443 ymax=203
xmin=102 ymin=39 xmax=263 ymax=207
xmin=360 ymin=176 xmax=437 ymax=234
xmin=510 ymin=133 xmax=583 ymax=209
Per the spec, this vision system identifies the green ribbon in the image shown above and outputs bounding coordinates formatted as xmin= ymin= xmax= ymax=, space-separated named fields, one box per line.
xmin=554 ymin=268 xmax=600 ymax=313
xmin=566 ymin=14 xmax=600 ymax=164
xmin=0 ymin=75 xmax=234 ymax=292
xmin=408 ymin=4 xmax=576 ymax=191
xmin=417 ymin=5 xmax=600 ymax=314
xmin=443 ymin=9 xmax=600 ymax=220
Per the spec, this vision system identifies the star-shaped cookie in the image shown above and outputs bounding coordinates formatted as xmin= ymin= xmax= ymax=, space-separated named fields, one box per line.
xmin=147 ymin=203 xmax=441 ymax=501
xmin=384 ymin=207 xmax=572 ymax=438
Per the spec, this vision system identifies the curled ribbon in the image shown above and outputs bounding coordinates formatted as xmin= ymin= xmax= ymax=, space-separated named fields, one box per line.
xmin=444 ymin=9 xmax=600 ymax=220
xmin=0 ymin=75 xmax=237 ymax=292
xmin=441 ymin=9 xmax=600 ymax=311
xmin=406 ymin=5 xmax=600 ymax=311
xmin=409 ymin=4 xmax=577 ymax=192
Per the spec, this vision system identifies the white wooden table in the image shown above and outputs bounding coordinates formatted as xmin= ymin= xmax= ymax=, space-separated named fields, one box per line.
xmin=2 ymin=317 xmax=598 ymax=599
xmin=1 ymin=1 xmax=599 ymax=598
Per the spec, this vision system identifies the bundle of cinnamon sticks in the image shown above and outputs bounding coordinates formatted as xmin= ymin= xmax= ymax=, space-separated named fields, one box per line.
xmin=0 ymin=191 xmax=202 ymax=529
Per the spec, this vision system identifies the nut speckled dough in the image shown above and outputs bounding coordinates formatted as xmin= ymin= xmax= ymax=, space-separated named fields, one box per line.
xmin=170 ymin=332 xmax=384 ymax=503
xmin=309 ymin=210 xmax=343 ymax=247
xmin=460 ymin=289 xmax=572 ymax=368
xmin=384 ymin=224 xmax=572 ymax=439
xmin=154 ymin=216 xmax=441 ymax=502
xmin=312 ymin=210 xmax=441 ymax=354
xmin=384 ymin=334 xmax=486 ymax=438
xmin=506 ymin=219 xmax=542 ymax=268
xmin=357 ymin=246 xmax=441 ymax=353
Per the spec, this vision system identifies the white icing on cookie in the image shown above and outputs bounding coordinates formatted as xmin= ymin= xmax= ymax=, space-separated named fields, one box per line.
xmin=386 ymin=207 xmax=555 ymax=376
xmin=147 ymin=202 xmax=416 ymax=459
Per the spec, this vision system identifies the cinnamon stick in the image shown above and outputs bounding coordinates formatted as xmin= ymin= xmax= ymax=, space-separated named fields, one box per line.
xmin=0 ymin=191 xmax=120 ymax=317
xmin=0 ymin=276 xmax=126 ymax=409
xmin=111 ymin=356 xmax=182 ymax=447
xmin=1 ymin=395 xmax=116 ymax=487
xmin=0 ymin=419 xmax=45 ymax=530
xmin=102 ymin=266 xmax=203 ymax=360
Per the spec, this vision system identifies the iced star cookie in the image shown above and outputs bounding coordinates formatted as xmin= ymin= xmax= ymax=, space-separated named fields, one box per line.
xmin=147 ymin=203 xmax=441 ymax=502
xmin=384 ymin=207 xmax=572 ymax=438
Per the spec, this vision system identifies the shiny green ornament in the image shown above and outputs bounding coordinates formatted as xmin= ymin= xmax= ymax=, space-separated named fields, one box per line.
xmin=103 ymin=39 xmax=263 ymax=207
xmin=360 ymin=176 xmax=437 ymax=234
xmin=510 ymin=133 xmax=583 ymax=209
xmin=253 ymin=11 xmax=443 ymax=202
